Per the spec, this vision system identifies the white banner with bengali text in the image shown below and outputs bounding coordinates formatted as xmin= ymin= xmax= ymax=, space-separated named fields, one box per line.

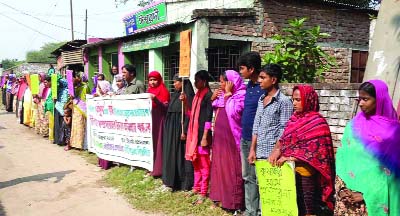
xmin=86 ymin=94 xmax=153 ymax=171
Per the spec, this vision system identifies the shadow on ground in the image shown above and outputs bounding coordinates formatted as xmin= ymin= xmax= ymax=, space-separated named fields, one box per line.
xmin=0 ymin=199 xmax=6 ymax=216
xmin=0 ymin=112 xmax=14 ymax=116
xmin=0 ymin=170 xmax=75 ymax=189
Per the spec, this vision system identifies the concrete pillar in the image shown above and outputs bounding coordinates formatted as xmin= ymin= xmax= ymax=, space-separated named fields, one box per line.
xmin=98 ymin=47 xmax=103 ymax=74
xmin=118 ymin=42 xmax=125 ymax=74
xmin=189 ymin=18 xmax=209 ymax=83
xmin=364 ymin=0 xmax=400 ymax=105
xmin=149 ymin=49 xmax=163 ymax=75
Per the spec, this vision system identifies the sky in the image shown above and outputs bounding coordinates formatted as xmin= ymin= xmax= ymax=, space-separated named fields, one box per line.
xmin=0 ymin=0 xmax=139 ymax=61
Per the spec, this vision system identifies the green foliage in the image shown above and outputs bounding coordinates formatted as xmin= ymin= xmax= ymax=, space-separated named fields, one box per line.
xmin=25 ymin=42 xmax=66 ymax=63
xmin=262 ymin=18 xmax=337 ymax=83
xmin=1 ymin=58 xmax=24 ymax=70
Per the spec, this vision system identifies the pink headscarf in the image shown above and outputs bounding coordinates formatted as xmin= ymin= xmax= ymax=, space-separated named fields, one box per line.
xmin=212 ymin=70 xmax=246 ymax=151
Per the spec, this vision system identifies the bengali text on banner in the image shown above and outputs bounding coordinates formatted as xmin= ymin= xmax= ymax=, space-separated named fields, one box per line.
xmin=87 ymin=94 xmax=153 ymax=171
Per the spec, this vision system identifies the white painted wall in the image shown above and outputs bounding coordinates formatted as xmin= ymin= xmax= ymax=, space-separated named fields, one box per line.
xmin=166 ymin=0 xmax=254 ymax=24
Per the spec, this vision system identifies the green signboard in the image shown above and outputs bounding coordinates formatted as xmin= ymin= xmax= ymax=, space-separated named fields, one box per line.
xmin=136 ymin=1 xmax=167 ymax=30
xmin=123 ymin=34 xmax=170 ymax=52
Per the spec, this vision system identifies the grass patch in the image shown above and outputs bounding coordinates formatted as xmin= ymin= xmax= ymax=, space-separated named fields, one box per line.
xmin=104 ymin=166 xmax=232 ymax=216
xmin=71 ymin=149 xmax=98 ymax=165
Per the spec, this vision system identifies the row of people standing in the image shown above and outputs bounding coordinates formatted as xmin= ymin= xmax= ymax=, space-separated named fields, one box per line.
xmin=159 ymin=51 xmax=400 ymax=216
xmin=3 ymin=54 xmax=399 ymax=215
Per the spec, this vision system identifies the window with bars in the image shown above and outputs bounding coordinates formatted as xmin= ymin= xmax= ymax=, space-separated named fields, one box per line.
xmin=207 ymin=45 xmax=242 ymax=82
xmin=350 ymin=50 xmax=368 ymax=83
xmin=163 ymin=51 xmax=180 ymax=91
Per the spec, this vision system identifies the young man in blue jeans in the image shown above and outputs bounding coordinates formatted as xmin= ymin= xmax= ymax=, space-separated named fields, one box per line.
xmin=238 ymin=52 xmax=263 ymax=216
xmin=247 ymin=64 xmax=293 ymax=214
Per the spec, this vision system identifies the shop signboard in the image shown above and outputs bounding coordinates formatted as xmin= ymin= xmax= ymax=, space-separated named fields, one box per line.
xmin=123 ymin=0 xmax=167 ymax=35
xmin=122 ymin=34 xmax=170 ymax=52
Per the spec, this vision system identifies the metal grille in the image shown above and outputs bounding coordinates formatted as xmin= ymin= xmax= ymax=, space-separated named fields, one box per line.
xmin=208 ymin=46 xmax=242 ymax=82
xmin=144 ymin=54 xmax=149 ymax=90
xmin=163 ymin=51 xmax=180 ymax=91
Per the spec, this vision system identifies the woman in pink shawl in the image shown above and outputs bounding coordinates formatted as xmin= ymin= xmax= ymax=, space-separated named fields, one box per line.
xmin=209 ymin=70 xmax=246 ymax=211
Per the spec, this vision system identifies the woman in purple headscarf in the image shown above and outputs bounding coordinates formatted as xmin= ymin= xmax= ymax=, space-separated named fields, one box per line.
xmin=209 ymin=70 xmax=246 ymax=211
xmin=335 ymin=80 xmax=400 ymax=215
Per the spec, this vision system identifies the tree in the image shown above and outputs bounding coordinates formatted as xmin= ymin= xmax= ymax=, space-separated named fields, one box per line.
xmin=25 ymin=42 xmax=66 ymax=63
xmin=262 ymin=18 xmax=337 ymax=83
xmin=1 ymin=58 xmax=24 ymax=70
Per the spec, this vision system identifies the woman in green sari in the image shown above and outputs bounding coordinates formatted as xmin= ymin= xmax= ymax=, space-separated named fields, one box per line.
xmin=69 ymin=71 xmax=90 ymax=150
xmin=335 ymin=80 xmax=400 ymax=215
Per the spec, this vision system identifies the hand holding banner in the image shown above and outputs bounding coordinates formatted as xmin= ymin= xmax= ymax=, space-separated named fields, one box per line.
xmin=179 ymin=30 xmax=191 ymax=78
xmin=255 ymin=160 xmax=298 ymax=216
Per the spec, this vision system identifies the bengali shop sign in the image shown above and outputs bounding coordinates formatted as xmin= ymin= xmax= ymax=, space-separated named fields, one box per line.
xmin=255 ymin=160 xmax=298 ymax=216
xmin=123 ymin=0 xmax=167 ymax=35
xmin=87 ymin=94 xmax=153 ymax=171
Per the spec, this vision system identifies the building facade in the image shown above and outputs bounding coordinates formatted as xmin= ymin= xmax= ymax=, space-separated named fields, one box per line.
xmin=83 ymin=0 xmax=374 ymax=89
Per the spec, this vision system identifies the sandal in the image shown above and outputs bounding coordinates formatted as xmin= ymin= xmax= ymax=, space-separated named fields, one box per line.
xmin=210 ymin=201 xmax=221 ymax=209
xmin=192 ymin=195 xmax=206 ymax=205
xmin=64 ymin=145 xmax=71 ymax=151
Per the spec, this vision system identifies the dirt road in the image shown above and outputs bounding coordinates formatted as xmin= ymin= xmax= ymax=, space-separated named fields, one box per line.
xmin=0 ymin=110 xmax=158 ymax=216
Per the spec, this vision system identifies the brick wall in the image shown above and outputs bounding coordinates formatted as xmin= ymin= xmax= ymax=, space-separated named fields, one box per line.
xmin=209 ymin=0 xmax=370 ymax=47
xmin=208 ymin=0 xmax=371 ymax=83
xmin=209 ymin=82 xmax=360 ymax=148
xmin=280 ymin=83 xmax=360 ymax=147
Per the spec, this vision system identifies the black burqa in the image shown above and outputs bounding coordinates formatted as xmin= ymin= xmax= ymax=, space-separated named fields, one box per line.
xmin=162 ymin=80 xmax=195 ymax=191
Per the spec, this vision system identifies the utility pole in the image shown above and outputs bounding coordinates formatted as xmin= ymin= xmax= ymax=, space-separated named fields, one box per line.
xmin=85 ymin=9 xmax=88 ymax=40
xmin=364 ymin=0 xmax=400 ymax=107
xmin=70 ymin=0 xmax=74 ymax=40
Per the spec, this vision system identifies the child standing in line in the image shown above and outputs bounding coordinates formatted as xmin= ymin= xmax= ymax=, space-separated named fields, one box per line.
xmin=63 ymin=107 xmax=72 ymax=151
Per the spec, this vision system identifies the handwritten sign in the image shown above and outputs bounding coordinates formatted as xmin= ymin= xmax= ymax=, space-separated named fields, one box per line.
xmin=87 ymin=94 xmax=153 ymax=171
xmin=51 ymin=74 xmax=58 ymax=99
xmin=30 ymin=74 xmax=40 ymax=95
xmin=179 ymin=30 xmax=191 ymax=77
xmin=255 ymin=160 xmax=298 ymax=216
xmin=66 ymin=70 xmax=75 ymax=97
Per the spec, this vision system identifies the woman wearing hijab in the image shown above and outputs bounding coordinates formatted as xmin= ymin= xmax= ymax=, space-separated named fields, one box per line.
xmin=95 ymin=80 xmax=111 ymax=97
xmin=162 ymin=74 xmax=195 ymax=191
xmin=1 ymin=75 xmax=7 ymax=107
xmin=54 ymin=78 xmax=70 ymax=147
xmin=12 ymin=76 xmax=20 ymax=118
xmin=272 ymin=85 xmax=335 ymax=215
xmin=70 ymin=71 xmax=91 ymax=149
xmin=147 ymin=71 xmax=170 ymax=177
xmin=34 ymin=73 xmax=48 ymax=135
xmin=335 ymin=80 xmax=400 ymax=216
xmin=43 ymin=75 xmax=55 ymax=142
xmin=113 ymin=74 xmax=126 ymax=95
xmin=209 ymin=70 xmax=246 ymax=211
xmin=17 ymin=76 xmax=28 ymax=124
xmin=23 ymin=74 xmax=34 ymax=127
xmin=94 ymin=79 xmax=113 ymax=169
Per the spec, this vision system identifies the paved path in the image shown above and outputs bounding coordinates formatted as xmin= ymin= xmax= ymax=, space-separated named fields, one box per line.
xmin=0 ymin=110 xmax=158 ymax=216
